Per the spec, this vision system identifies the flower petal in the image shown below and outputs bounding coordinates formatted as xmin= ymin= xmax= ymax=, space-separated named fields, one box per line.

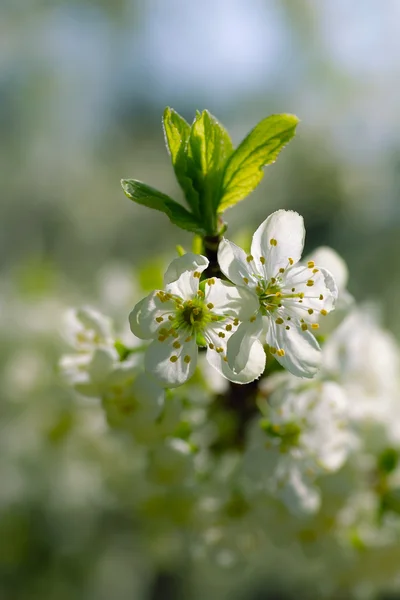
xmin=164 ymin=253 xmax=208 ymax=299
xmin=283 ymin=265 xmax=338 ymax=319
xmin=164 ymin=253 xmax=209 ymax=285
xmin=206 ymin=333 xmax=266 ymax=384
xmin=310 ymin=246 xmax=348 ymax=292
xmin=251 ymin=210 xmax=305 ymax=279
xmin=217 ymin=238 xmax=258 ymax=288
xmin=205 ymin=278 xmax=259 ymax=320
xmin=145 ymin=334 xmax=198 ymax=388
xmin=131 ymin=371 xmax=165 ymax=421
xmin=226 ymin=313 xmax=265 ymax=373
xmin=129 ymin=292 xmax=176 ymax=340
xmin=266 ymin=319 xmax=321 ymax=378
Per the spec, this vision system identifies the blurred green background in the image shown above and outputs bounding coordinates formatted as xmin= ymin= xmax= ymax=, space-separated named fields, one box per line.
xmin=2 ymin=1 xmax=400 ymax=598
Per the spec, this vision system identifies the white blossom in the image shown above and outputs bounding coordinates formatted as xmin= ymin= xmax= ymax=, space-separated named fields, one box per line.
xmin=243 ymin=378 xmax=351 ymax=515
xmin=129 ymin=253 xmax=265 ymax=387
xmin=218 ymin=210 xmax=338 ymax=378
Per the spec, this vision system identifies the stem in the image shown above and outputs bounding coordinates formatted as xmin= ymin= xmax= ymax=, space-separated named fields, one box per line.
xmin=203 ymin=234 xmax=221 ymax=279
xmin=202 ymin=233 xmax=261 ymax=449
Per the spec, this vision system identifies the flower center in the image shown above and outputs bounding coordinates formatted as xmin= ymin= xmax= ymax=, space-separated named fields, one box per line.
xmin=175 ymin=298 xmax=214 ymax=332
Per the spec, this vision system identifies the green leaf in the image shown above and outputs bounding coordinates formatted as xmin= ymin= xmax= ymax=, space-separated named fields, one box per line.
xmin=163 ymin=107 xmax=201 ymax=216
xmin=378 ymin=448 xmax=399 ymax=474
xmin=218 ymin=113 xmax=299 ymax=213
xmin=187 ymin=110 xmax=233 ymax=231
xmin=121 ymin=179 xmax=205 ymax=235
xmin=189 ymin=109 xmax=233 ymax=183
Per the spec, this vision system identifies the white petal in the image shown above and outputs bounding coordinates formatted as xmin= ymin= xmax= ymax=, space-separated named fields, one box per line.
xmin=217 ymin=238 xmax=258 ymax=288
xmin=206 ymin=334 xmax=266 ymax=384
xmin=205 ymin=278 xmax=259 ymax=320
xmin=278 ymin=467 xmax=321 ymax=516
xmin=311 ymin=246 xmax=349 ymax=292
xmin=251 ymin=210 xmax=305 ymax=278
xmin=267 ymin=319 xmax=321 ymax=378
xmin=164 ymin=253 xmax=209 ymax=285
xmin=283 ymin=265 xmax=338 ymax=318
xmin=145 ymin=334 xmax=198 ymax=388
xmin=131 ymin=371 xmax=165 ymax=421
xmin=164 ymin=253 xmax=208 ymax=299
xmin=226 ymin=313 xmax=265 ymax=373
xmin=129 ymin=292 xmax=176 ymax=340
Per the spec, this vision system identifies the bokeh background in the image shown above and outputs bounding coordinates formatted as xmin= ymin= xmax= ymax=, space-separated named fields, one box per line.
xmin=2 ymin=1 xmax=400 ymax=598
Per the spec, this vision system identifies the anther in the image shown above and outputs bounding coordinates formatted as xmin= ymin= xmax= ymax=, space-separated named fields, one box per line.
xmin=270 ymin=238 xmax=277 ymax=246
xmin=216 ymin=347 xmax=224 ymax=353
xmin=279 ymin=268 xmax=285 ymax=273
xmin=207 ymin=278 xmax=216 ymax=286
xmin=275 ymin=317 xmax=284 ymax=325
xmin=156 ymin=316 xmax=164 ymax=323
xmin=312 ymin=268 xmax=319 ymax=274
xmin=243 ymin=277 xmax=249 ymax=285
xmin=225 ymin=324 xmax=232 ymax=331
xmin=170 ymin=356 xmax=178 ymax=363
xmin=286 ymin=325 xmax=290 ymax=330
xmin=288 ymin=257 xmax=294 ymax=265
xmin=158 ymin=336 xmax=166 ymax=342
xmin=270 ymin=277 xmax=276 ymax=284
xmin=168 ymin=315 xmax=174 ymax=321
xmin=233 ymin=318 xmax=239 ymax=326
xmin=207 ymin=303 xmax=214 ymax=309
xmin=260 ymin=256 xmax=266 ymax=265
xmin=246 ymin=255 xmax=254 ymax=262
xmin=218 ymin=332 xmax=225 ymax=338
xmin=306 ymin=280 xmax=314 ymax=287
xmin=250 ymin=316 xmax=256 ymax=323
xmin=320 ymin=309 xmax=328 ymax=316
xmin=193 ymin=271 xmax=201 ymax=278
xmin=277 ymin=349 xmax=285 ymax=357
xmin=311 ymin=323 xmax=319 ymax=330
xmin=185 ymin=336 xmax=192 ymax=342
xmin=307 ymin=261 xmax=315 ymax=269
xmin=173 ymin=341 xmax=181 ymax=349
xmin=308 ymin=309 xmax=314 ymax=315
xmin=291 ymin=287 xmax=295 ymax=292
xmin=209 ymin=343 xmax=214 ymax=350
xmin=197 ymin=290 xmax=205 ymax=297
xmin=301 ymin=324 xmax=308 ymax=331
xmin=184 ymin=355 xmax=191 ymax=364
xmin=319 ymin=294 xmax=324 ymax=300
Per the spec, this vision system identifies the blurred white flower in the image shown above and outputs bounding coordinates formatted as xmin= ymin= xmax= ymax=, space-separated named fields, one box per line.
xmin=218 ymin=210 xmax=338 ymax=379
xmin=244 ymin=379 xmax=351 ymax=515
xmin=63 ymin=306 xmax=115 ymax=351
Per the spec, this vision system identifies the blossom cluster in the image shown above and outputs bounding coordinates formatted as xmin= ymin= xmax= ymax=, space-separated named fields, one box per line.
xmin=57 ymin=209 xmax=400 ymax=598
xmin=130 ymin=210 xmax=338 ymax=388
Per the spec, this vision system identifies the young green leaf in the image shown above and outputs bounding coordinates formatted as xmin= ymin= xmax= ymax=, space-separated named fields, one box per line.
xmin=218 ymin=114 xmax=299 ymax=213
xmin=121 ymin=179 xmax=205 ymax=235
xmin=187 ymin=110 xmax=233 ymax=231
xmin=162 ymin=107 xmax=201 ymax=216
